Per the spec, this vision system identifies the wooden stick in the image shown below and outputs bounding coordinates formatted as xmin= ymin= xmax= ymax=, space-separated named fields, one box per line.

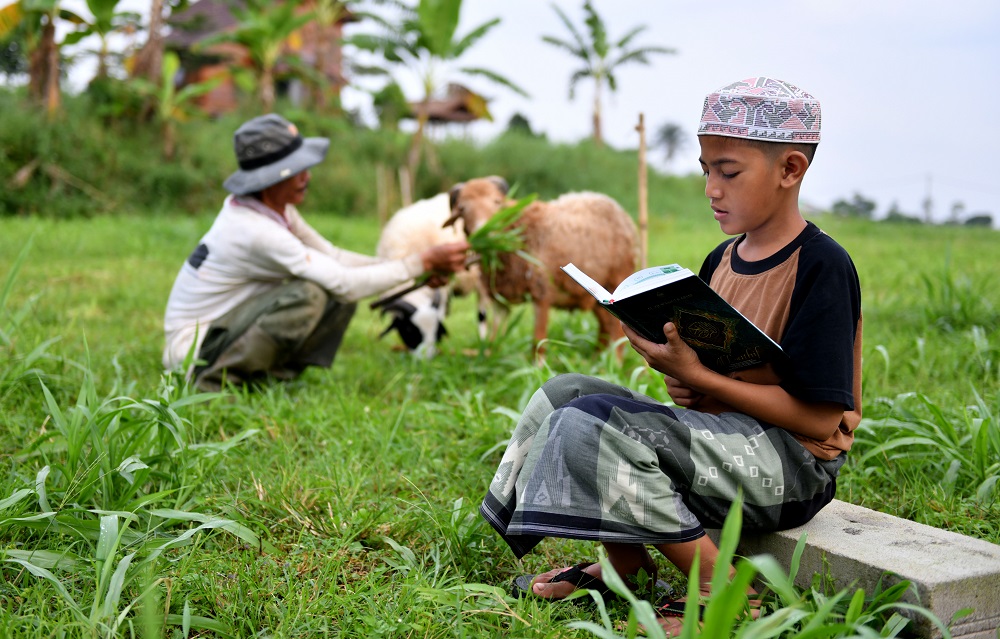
xmin=635 ymin=113 xmax=649 ymax=269
xmin=368 ymin=275 xmax=430 ymax=310
xmin=369 ymin=256 xmax=481 ymax=310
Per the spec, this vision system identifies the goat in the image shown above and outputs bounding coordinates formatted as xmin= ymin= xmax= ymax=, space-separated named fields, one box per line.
xmin=445 ymin=176 xmax=639 ymax=359
xmin=375 ymin=193 xmax=488 ymax=358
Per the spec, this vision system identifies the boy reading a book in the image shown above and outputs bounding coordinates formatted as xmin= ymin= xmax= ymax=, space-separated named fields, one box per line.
xmin=479 ymin=77 xmax=862 ymax=628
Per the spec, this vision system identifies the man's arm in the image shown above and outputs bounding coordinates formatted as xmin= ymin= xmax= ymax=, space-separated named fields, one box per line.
xmin=626 ymin=322 xmax=843 ymax=441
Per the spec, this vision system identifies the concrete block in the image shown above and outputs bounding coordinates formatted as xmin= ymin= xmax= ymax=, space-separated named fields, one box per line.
xmin=711 ymin=500 xmax=1000 ymax=639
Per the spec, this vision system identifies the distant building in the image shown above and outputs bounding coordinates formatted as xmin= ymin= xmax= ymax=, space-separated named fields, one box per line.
xmin=407 ymin=83 xmax=493 ymax=125
xmin=165 ymin=0 xmax=355 ymax=115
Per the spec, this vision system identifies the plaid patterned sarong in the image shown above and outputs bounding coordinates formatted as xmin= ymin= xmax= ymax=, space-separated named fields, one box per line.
xmin=481 ymin=374 xmax=844 ymax=558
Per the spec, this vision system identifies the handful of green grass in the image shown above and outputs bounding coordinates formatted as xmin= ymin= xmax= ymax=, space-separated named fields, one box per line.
xmin=467 ymin=193 xmax=539 ymax=271
xmin=370 ymin=194 xmax=539 ymax=310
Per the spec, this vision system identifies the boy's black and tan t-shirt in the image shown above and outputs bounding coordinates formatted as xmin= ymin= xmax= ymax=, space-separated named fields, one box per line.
xmin=698 ymin=221 xmax=862 ymax=460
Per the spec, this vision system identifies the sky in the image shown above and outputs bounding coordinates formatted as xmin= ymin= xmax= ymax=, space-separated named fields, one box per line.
xmin=58 ymin=0 xmax=1000 ymax=223
xmin=344 ymin=0 xmax=1000 ymax=224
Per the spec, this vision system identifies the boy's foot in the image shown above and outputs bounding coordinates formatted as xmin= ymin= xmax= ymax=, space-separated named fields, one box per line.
xmin=512 ymin=562 xmax=610 ymax=600
xmin=654 ymin=594 xmax=760 ymax=635
xmin=512 ymin=562 xmax=673 ymax=602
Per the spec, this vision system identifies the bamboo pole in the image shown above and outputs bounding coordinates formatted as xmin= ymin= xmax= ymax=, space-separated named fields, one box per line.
xmin=399 ymin=165 xmax=413 ymax=207
xmin=375 ymin=163 xmax=388 ymax=226
xmin=635 ymin=113 xmax=649 ymax=269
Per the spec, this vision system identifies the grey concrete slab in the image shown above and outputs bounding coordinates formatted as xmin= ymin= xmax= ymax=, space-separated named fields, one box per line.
xmin=710 ymin=500 xmax=1000 ymax=638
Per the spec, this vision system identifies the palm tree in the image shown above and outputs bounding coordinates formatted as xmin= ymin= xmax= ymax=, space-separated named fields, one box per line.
xmin=197 ymin=0 xmax=314 ymax=112
xmin=351 ymin=0 xmax=527 ymax=178
xmin=653 ymin=121 xmax=686 ymax=165
xmin=542 ymin=1 xmax=675 ymax=146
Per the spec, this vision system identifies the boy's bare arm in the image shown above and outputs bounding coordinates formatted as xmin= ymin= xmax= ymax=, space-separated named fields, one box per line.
xmin=624 ymin=322 xmax=843 ymax=441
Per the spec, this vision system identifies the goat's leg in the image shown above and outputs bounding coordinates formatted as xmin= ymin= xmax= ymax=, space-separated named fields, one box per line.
xmin=475 ymin=279 xmax=490 ymax=340
xmin=595 ymin=306 xmax=627 ymax=360
xmin=533 ymin=299 xmax=551 ymax=364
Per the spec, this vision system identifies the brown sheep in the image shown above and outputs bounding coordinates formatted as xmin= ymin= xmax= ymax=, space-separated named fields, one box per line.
xmin=445 ymin=176 xmax=639 ymax=359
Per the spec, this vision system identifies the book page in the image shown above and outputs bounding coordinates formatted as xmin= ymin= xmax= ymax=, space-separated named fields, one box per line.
xmin=560 ymin=263 xmax=613 ymax=303
xmin=612 ymin=264 xmax=693 ymax=300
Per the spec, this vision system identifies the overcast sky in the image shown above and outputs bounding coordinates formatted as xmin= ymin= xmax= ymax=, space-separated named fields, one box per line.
xmin=344 ymin=0 xmax=1000 ymax=223
xmin=61 ymin=0 xmax=999 ymax=223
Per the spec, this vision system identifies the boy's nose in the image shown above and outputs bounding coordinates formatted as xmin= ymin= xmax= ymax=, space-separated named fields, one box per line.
xmin=704 ymin=177 xmax=721 ymax=199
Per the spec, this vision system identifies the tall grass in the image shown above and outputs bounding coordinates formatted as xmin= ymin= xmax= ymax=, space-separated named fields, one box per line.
xmin=0 ymin=177 xmax=997 ymax=634
xmin=568 ymin=494 xmax=953 ymax=639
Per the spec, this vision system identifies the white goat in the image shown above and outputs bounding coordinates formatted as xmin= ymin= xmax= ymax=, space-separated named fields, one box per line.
xmin=375 ymin=193 xmax=487 ymax=358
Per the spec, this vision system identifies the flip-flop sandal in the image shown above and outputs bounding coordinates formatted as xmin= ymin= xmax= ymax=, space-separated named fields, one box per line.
xmin=656 ymin=599 xmax=706 ymax=620
xmin=512 ymin=562 xmax=674 ymax=604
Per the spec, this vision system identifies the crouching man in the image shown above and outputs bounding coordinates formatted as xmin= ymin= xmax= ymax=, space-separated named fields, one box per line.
xmin=162 ymin=114 xmax=469 ymax=391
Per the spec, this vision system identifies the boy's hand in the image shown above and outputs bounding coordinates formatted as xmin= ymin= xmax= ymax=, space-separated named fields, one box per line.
xmin=663 ymin=374 xmax=706 ymax=408
xmin=623 ymin=321 xmax=706 ymax=382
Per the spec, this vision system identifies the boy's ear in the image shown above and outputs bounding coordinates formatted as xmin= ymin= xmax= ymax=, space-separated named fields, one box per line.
xmin=780 ymin=150 xmax=810 ymax=187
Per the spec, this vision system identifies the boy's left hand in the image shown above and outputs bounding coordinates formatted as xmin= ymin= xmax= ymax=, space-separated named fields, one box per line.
xmin=623 ymin=321 xmax=704 ymax=382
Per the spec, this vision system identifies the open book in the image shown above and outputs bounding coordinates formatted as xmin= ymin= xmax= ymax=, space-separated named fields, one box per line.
xmin=561 ymin=263 xmax=788 ymax=373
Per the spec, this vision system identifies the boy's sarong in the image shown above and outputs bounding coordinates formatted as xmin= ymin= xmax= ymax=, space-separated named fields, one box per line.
xmin=481 ymin=373 xmax=844 ymax=558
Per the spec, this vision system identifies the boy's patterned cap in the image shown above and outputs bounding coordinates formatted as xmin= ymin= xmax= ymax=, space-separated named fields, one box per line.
xmin=698 ymin=77 xmax=821 ymax=144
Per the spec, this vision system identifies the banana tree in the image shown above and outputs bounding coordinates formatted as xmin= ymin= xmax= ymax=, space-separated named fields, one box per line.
xmin=308 ymin=0 xmax=353 ymax=111
xmin=196 ymin=0 xmax=313 ymax=112
xmin=350 ymin=0 xmax=527 ymax=177
xmin=129 ymin=51 xmax=220 ymax=158
xmin=62 ymin=0 xmax=140 ymax=80
xmin=0 ymin=0 xmax=87 ymax=117
xmin=130 ymin=0 xmax=190 ymax=82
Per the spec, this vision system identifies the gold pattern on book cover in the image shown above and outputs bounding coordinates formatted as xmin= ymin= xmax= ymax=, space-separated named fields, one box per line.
xmin=674 ymin=308 xmax=738 ymax=352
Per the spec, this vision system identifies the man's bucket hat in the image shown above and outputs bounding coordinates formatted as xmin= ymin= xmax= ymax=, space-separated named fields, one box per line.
xmin=223 ymin=114 xmax=330 ymax=195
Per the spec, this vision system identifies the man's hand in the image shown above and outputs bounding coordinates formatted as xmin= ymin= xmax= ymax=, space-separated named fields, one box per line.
xmin=420 ymin=241 xmax=470 ymax=276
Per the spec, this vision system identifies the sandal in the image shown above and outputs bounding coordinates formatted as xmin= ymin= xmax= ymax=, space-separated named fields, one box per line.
xmin=656 ymin=599 xmax=706 ymax=620
xmin=512 ymin=562 xmax=674 ymax=604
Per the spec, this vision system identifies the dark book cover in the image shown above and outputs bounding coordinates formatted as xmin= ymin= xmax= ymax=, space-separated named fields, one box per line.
xmin=562 ymin=263 xmax=788 ymax=374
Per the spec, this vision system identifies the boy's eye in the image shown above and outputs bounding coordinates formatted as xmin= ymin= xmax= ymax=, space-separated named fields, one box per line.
xmin=721 ymin=171 xmax=740 ymax=179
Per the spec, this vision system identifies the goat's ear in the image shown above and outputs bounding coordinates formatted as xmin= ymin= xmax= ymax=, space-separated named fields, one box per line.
xmin=487 ymin=175 xmax=509 ymax=195
xmin=442 ymin=212 xmax=461 ymax=228
xmin=448 ymin=182 xmax=465 ymax=211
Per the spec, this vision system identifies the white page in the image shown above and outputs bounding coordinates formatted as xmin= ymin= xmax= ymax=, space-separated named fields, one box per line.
xmin=611 ymin=264 xmax=693 ymax=300
xmin=561 ymin=263 xmax=613 ymax=303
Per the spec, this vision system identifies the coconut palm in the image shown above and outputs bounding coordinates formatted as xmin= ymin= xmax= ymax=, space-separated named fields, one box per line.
xmin=350 ymin=0 xmax=527 ymax=177
xmin=542 ymin=1 xmax=675 ymax=146
xmin=653 ymin=121 xmax=686 ymax=165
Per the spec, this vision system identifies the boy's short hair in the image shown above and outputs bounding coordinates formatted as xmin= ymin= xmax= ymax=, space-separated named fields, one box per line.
xmin=699 ymin=78 xmax=821 ymax=156
xmin=736 ymin=137 xmax=817 ymax=165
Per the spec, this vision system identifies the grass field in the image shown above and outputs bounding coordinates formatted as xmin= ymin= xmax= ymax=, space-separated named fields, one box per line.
xmin=1 ymin=207 xmax=998 ymax=637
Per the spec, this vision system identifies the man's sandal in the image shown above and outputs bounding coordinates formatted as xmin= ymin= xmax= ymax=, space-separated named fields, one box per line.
xmin=511 ymin=562 xmax=674 ymax=604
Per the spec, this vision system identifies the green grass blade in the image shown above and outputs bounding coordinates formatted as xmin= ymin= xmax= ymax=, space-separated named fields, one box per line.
xmin=5 ymin=558 xmax=86 ymax=622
